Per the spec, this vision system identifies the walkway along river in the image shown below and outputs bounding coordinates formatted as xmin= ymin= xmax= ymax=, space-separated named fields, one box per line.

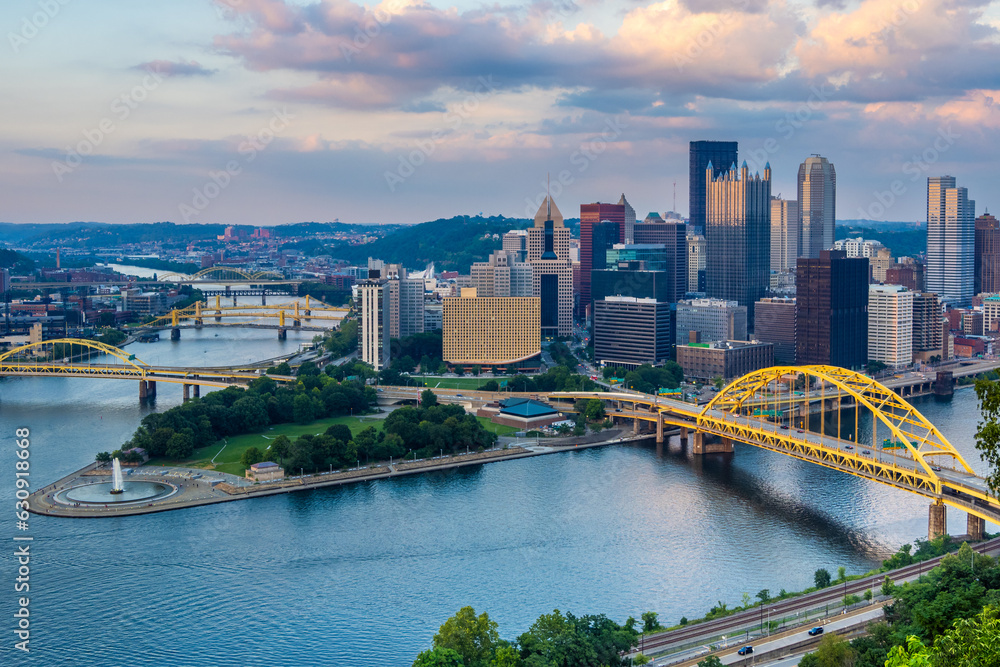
xmin=0 ymin=320 xmax=991 ymax=666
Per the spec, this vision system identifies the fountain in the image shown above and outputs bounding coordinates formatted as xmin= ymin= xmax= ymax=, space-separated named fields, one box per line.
xmin=110 ymin=458 xmax=125 ymax=495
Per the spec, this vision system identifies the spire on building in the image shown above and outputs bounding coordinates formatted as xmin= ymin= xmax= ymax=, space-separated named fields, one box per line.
xmin=533 ymin=194 xmax=564 ymax=229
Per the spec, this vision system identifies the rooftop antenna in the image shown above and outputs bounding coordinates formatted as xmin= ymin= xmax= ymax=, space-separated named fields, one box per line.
xmin=546 ymin=173 xmax=551 ymax=218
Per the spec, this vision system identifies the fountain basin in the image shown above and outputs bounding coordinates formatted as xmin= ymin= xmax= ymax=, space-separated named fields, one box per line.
xmin=57 ymin=481 xmax=176 ymax=505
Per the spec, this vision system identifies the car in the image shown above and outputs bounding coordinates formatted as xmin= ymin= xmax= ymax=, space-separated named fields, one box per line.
xmin=845 ymin=445 xmax=854 ymax=450
xmin=863 ymin=450 xmax=871 ymax=455
xmin=797 ymin=429 xmax=804 ymax=433
xmin=808 ymin=626 xmax=824 ymax=636
xmin=737 ymin=646 xmax=754 ymax=655
xmin=932 ymin=466 xmax=942 ymax=472
xmin=780 ymin=425 xmax=789 ymax=429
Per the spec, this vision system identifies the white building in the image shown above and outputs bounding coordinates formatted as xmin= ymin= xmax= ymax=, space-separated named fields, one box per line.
xmin=868 ymin=284 xmax=914 ymax=368
xmin=833 ymin=237 xmax=884 ymax=258
xmin=359 ymin=280 xmax=389 ymax=371
xmin=770 ymin=197 xmax=799 ymax=272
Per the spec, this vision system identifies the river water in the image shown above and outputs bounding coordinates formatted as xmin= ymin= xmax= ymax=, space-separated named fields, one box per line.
xmin=0 ymin=279 xmax=990 ymax=665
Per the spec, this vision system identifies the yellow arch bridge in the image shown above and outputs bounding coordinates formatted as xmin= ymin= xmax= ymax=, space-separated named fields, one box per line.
xmin=380 ymin=365 xmax=996 ymax=539
xmin=0 ymin=339 xmax=294 ymax=401
xmin=156 ymin=266 xmax=287 ymax=282
xmin=133 ymin=295 xmax=349 ymax=339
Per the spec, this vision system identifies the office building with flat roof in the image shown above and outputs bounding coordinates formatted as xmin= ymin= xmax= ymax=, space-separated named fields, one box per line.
xmin=676 ymin=340 xmax=774 ymax=381
xmin=442 ymin=288 xmax=540 ymax=371
xmin=676 ymin=298 xmax=747 ymax=345
xmin=593 ymin=296 xmax=673 ymax=369
xmin=796 ymin=250 xmax=869 ymax=368
xmin=754 ymin=297 xmax=796 ymax=363
xmin=869 ymin=284 xmax=914 ymax=368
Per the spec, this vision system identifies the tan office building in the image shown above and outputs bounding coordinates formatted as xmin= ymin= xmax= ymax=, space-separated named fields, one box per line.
xmin=442 ymin=288 xmax=541 ymax=371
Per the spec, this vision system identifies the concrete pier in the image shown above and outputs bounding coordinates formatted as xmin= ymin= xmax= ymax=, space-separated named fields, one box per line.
xmin=170 ymin=327 xmax=181 ymax=340
xmin=929 ymin=501 xmax=947 ymax=540
xmin=969 ymin=513 xmax=985 ymax=541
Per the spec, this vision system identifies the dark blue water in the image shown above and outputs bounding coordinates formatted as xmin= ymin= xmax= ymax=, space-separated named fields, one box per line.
xmin=0 ymin=327 xmax=988 ymax=666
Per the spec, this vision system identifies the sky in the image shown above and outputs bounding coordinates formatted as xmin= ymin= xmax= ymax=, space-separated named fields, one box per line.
xmin=1 ymin=0 xmax=998 ymax=226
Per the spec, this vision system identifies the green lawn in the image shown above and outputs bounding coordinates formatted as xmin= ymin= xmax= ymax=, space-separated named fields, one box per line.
xmin=475 ymin=416 xmax=521 ymax=436
xmin=148 ymin=415 xmax=385 ymax=476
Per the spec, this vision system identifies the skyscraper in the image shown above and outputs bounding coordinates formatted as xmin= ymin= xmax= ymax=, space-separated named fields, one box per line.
xmin=632 ymin=220 xmax=688 ymax=303
xmin=770 ymin=196 xmax=799 ymax=272
xmin=926 ymin=176 xmax=975 ymax=307
xmin=618 ymin=193 xmax=636 ymax=244
xmin=579 ymin=201 xmax=624 ymax=317
xmin=796 ymin=250 xmax=869 ymax=368
xmin=975 ymin=213 xmax=1000 ymax=295
xmin=359 ymin=279 xmax=389 ymax=371
xmin=528 ymin=194 xmax=573 ymax=337
xmin=868 ymin=284 xmax=913 ymax=369
xmin=689 ymin=141 xmax=738 ymax=233
xmin=797 ymin=155 xmax=836 ymax=259
xmin=705 ymin=160 xmax=771 ymax=326
xmin=687 ymin=233 xmax=706 ymax=293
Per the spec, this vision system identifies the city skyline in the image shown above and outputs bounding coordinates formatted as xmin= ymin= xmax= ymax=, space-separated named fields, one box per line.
xmin=1 ymin=0 xmax=998 ymax=225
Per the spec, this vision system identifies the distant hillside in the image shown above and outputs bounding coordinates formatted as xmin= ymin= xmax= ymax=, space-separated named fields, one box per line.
xmin=0 ymin=248 xmax=35 ymax=273
xmin=836 ymin=225 xmax=926 ymax=258
xmin=329 ymin=215 xmax=529 ymax=273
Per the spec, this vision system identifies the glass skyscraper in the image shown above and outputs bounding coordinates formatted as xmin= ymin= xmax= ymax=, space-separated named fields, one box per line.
xmin=797 ymin=155 xmax=836 ymax=259
xmin=689 ymin=141 xmax=738 ymax=233
xmin=926 ymin=176 xmax=975 ymax=307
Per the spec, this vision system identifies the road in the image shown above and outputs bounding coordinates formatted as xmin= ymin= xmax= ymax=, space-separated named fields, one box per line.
xmin=635 ymin=536 xmax=1000 ymax=662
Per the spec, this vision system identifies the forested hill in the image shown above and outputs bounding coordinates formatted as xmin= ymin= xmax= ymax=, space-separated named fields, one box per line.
xmin=835 ymin=225 xmax=927 ymax=258
xmin=328 ymin=214 xmax=581 ymax=273
xmin=329 ymin=215 xmax=528 ymax=273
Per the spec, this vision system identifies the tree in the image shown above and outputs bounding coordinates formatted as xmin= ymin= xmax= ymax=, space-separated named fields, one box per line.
xmin=421 ymin=389 xmax=439 ymax=408
xmin=292 ymin=393 xmax=317 ymax=424
xmin=741 ymin=592 xmax=752 ymax=608
xmin=810 ymin=633 xmax=856 ymax=667
xmin=712 ymin=376 xmax=724 ymax=390
xmin=931 ymin=605 xmax=1000 ymax=666
xmin=881 ymin=576 xmax=895 ymax=597
xmin=95 ymin=451 xmax=111 ymax=464
xmin=865 ymin=360 xmax=888 ymax=376
xmin=270 ymin=435 xmax=291 ymax=460
xmin=975 ymin=378 xmax=1000 ymax=496
xmin=837 ymin=566 xmax=847 ymax=582
xmin=325 ymin=424 xmax=353 ymax=444
xmin=490 ymin=646 xmax=520 ymax=667
xmin=815 ymin=568 xmax=832 ymax=589
xmin=412 ymin=647 xmax=466 ymax=667
xmin=884 ymin=636 xmax=932 ymax=667
xmin=641 ymin=611 xmax=661 ymax=633
xmin=584 ymin=399 xmax=606 ymax=422
xmin=432 ymin=606 xmax=500 ymax=667
xmin=697 ymin=657 xmax=724 ymax=667
xmin=633 ymin=655 xmax=650 ymax=665
xmin=756 ymin=589 xmax=771 ymax=604
xmin=240 ymin=446 xmax=265 ymax=467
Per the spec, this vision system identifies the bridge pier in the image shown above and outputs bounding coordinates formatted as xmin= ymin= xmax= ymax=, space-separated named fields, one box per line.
xmin=656 ymin=413 xmax=664 ymax=444
xmin=692 ymin=432 xmax=734 ymax=455
xmin=633 ymin=417 xmax=639 ymax=435
xmin=195 ymin=319 xmax=203 ymax=328
xmin=139 ymin=380 xmax=147 ymax=400
xmin=293 ymin=319 xmax=301 ymax=328
xmin=968 ymin=514 xmax=985 ymax=541
xmin=277 ymin=328 xmax=287 ymax=340
xmin=929 ymin=501 xmax=947 ymax=540
xmin=193 ymin=384 xmax=200 ymax=399
xmin=262 ymin=294 xmax=266 ymax=306
xmin=147 ymin=381 xmax=156 ymax=397
xmin=170 ymin=327 xmax=181 ymax=340
xmin=183 ymin=384 xmax=190 ymax=402
xmin=215 ymin=313 xmax=222 ymax=322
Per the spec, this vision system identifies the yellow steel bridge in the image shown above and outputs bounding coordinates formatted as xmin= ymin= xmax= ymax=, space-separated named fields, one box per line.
xmin=0 ymin=339 xmax=293 ymax=400
xmin=132 ymin=295 xmax=349 ymax=332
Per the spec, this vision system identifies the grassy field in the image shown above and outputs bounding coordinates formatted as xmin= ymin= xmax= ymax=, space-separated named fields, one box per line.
xmin=148 ymin=415 xmax=386 ymax=476
xmin=475 ymin=416 xmax=520 ymax=437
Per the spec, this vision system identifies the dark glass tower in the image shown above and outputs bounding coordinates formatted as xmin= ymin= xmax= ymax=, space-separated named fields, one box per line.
xmin=689 ymin=140 xmax=738 ymax=232
xmin=796 ymin=250 xmax=869 ymax=368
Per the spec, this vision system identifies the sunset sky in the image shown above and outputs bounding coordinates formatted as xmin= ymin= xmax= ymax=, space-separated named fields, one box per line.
xmin=2 ymin=0 xmax=998 ymax=226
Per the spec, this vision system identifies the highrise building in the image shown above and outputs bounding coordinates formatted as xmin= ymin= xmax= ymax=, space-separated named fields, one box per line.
xmin=386 ymin=267 xmax=425 ymax=339
xmin=975 ymin=213 xmax=1000 ymax=295
xmin=675 ymin=298 xmax=747 ymax=345
xmin=770 ymin=197 xmax=799 ymax=272
xmin=868 ymin=284 xmax=913 ymax=369
xmin=593 ymin=297 xmax=673 ymax=369
xmin=619 ymin=193 xmax=636 ymax=244
xmin=633 ymin=219 xmax=687 ymax=302
xmin=754 ymin=297 xmax=797 ymax=363
xmin=926 ymin=176 xmax=975 ymax=307
xmin=502 ymin=230 xmax=529 ymax=262
xmin=912 ymin=292 xmax=945 ymax=361
xmin=528 ymin=194 xmax=573 ymax=337
xmin=687 ymin=233 xmax=706 ymax=293
xmin=870 ymin=248 xmax=893 ymax=284
xmin=471 ymin=250 xmax=533 ymax=298
xmin=705 ymin=160 xmax=771 ymax=326
xmin=689 ymin=140 xmax=738 ymax=233
xmin=796 ymin=250 xmax=869 ymax=368
xmin=797 ymin=155 xmax=836 ymax=259
xmin=359 ymin=279 xmax=390 ymax=371
xmin=442 ymin=288 xmax=541 ymax=372
xmin=579 ymin=202 xmax=623 ymax=316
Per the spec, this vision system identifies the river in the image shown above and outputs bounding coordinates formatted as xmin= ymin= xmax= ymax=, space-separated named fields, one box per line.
xmin=0 ymin=285 xmax=990 ymax=665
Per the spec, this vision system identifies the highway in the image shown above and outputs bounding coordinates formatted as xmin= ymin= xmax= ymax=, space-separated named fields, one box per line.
xmin=634 ymin=536 xmax=1000 ymax=664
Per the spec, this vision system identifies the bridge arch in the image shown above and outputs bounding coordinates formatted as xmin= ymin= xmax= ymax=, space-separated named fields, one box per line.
xmin=158 ymin=267 xmax=285 ymax=282
xmin=701 ymin=365 xmax=974 ymax=479
xmin=0 ymin=338 xmax=150 ymax=373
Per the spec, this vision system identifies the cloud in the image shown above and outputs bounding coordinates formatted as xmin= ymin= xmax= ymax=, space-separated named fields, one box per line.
xmin=135 ymin=59 xmax=217 ymax=77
